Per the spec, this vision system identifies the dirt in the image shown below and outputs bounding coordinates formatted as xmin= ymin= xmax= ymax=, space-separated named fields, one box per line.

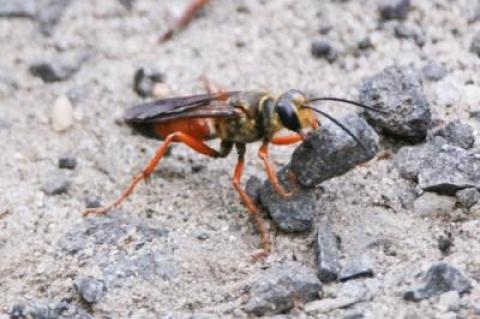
xmin=1 ymin=0 xmax=480 ymax=318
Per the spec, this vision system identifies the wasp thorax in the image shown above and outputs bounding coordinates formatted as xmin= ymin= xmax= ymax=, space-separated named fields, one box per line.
xmin=275 ymin=90 xmax=310 ymax=132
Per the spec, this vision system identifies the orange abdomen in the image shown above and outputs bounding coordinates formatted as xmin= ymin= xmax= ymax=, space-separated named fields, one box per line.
xmin=152 ymin=118 xmax=215 ymax=141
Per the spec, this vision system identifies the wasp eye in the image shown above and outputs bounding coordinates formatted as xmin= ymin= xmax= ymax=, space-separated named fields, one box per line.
xmin=276 ymin=101 xmax=301 ymax=132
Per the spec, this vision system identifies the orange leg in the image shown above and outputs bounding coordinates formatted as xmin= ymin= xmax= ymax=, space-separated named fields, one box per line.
xmin=271 ymin=133 xmax=303 ymax=145
xmin=159 ymin=0 xmax=210 ymax=42
xmin=83 ymin=132 xmax=227 ymax=216
xmin=232 ymin=144 xmax=271 ymax=258
xmin=258 ymin=141 xmax=292 ymax=197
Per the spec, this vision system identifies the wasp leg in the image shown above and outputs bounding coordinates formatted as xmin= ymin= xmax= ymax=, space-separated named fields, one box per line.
xmin=232 ymin=143 xmax=272 ymax=258
xmin=83 ymin=134 xmax=232 ymax=216
xmin=271 ymin=134 xmax=303 ymax=145
xmin=159 ymin=0 xmax=210 ymax=43
xmin=258 ymin=141 xmax=292 ymax=197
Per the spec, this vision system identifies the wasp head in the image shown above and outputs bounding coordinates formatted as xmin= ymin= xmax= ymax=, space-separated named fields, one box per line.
xmin=275 ymin=89 xmax=316 ymax=138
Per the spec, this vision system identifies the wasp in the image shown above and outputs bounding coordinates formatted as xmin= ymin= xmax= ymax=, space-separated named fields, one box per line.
xmin=84 ymin=88 xmax=383 ymax=257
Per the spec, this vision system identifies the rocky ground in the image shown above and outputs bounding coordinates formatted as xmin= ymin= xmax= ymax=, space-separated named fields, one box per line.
xmin=2 ymin=0 xmax=480 ymax=318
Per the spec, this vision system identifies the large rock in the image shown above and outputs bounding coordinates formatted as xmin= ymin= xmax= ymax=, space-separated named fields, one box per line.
xmin=289 ymin=114 xmax=379 ymax=188
xmin=359 ymin=65 xmax=431 ymax=142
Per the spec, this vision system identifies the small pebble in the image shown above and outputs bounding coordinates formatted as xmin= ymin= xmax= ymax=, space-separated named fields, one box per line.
xmin=152 ymin=82 xmax=171 ymax=98
xmin=421 ymin=62 xmax=447 ymax=82
xmin=51 ymin=95 xmax=74 ymax=132
xmin=404 ymin=263 xmax=472 ymax=301
xmin=413 ymin=192 xmax=456 ymax=218
xmin=394 ymin=23 xmax=426 ymax=47
xmin=357 ymin=37 xmax=373 ymax=50
xmin=133 ymin=67 xmax=165 ymax=97
xmin=378 ymin=0 xmax=410 ymax=20
xmin=0 ymin=0 xmax=36 ymax=18
xmin=434 ymin=120 xmax=475 ymax=149
xmin=456 ymin=188 xmax=480 ymax=209
xmin=437 ymin=233 xmax=453 ymax=255
xmin=74 ymin=276 xmax=106 ymax=304
xmin=42 ymin=175 xmax=70 ymax=195
xmin=311 ymin=39 xmax=338 ymax=63
xmin=338 ymin=254 xmax=374 ymax=282
xmin=470 ymin=32 xmax=480 ymax=57
xmin=58 ymin=155 xmax=77 ymax=170
xmin=37 ymin=0 xmax=73 ymax=36
xmin=315 ymin=222 xmax=341 ymax=283
xmin=29 ymin=51 xmax=90 ymax=83
xmin=85 ymin=195 xmax=101 ymax=209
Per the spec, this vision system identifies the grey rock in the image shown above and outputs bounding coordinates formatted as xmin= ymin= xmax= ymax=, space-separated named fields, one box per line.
xmin=29 ymin=51 xmax=90 ymax=83
xmin=359 ymin=65 xmax=431 ymax=142
xmin=42 ymin=175 xmax=70 ymax=195
xmin=9 ymin=300 xmax=93 ymax=319
xmin=290 ymin=114 xmax=379 ymax=188
xmin=395 ymin=137 xmax=480 ymax=194
xmin=311 ymin=40 xmax=338 ymax=63
xmin=246 ymin=176 xmax=262 ymax=204
xmin=358 ymin=37 xmax=373 ymax=50
xmin=339 ymin=254 xmax=374 ymax=282
xmin=74 ymin=276 xmax=106 ymax=304
xmin=117 ymin=0 xmax=136 ymax=10
xmin=244 ymin=262 xmax=322 ymax=316
xmin=133 ymin=67 xmax=165 ymax=97
xmin=413 ymin=192 xmax=456 ymax=218
xmin=259 ymin=167 xmax=316 ymax=232
xmin=404 ymin=263 xmax=472 ymax=301
xmin=437 ymin=233 xmax=453 ymax=256
xmin=378 ymin=0 xmax=410 ymax=20
xmin=0 ymin=118 xmax=11 ymax=130
xmin=421 ymin=62 xmax=447 ymax=82
xmin=103 ymin=251 xmax=176 ymax=286
xmin=189 ymin=314 xmax=219 ymax=319
xmin=471 ymin=32 xmax=480 ymax=58
xmin=66 ymin=85 xmax=91 ymax=105
xmin=394 ymin=23 xmax=426 ymax=47
xmin=315 ymin=222 xmax=341 ymax=282
xmin=58 ymin=155 xmax=77 ymax=170
xmin=456 ymin=188 xmax=480 ymax=209
xmin=434 ymin=120 xmax=475 ymax=149
xmin=37 ymin=0 xmax=73 ymax=36
xmin=0 ymin=0 xmax=36 ymax=18
xmin=84 ymin=195 xmax=101 ymax=209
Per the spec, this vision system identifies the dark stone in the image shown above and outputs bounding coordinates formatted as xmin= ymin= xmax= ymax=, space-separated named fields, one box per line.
xmin=338 ymin=255 xmax=374 ymax=282
xmin=437 ymin=233 xmax=453 ymax=256
xmin=42 ymin=175 xmax=70 ymax=195
xmin=378 ymin=0 xmax=410 ymax=20
xmin=290 ymin=114 xmax=379 ymax=188
xmin=315 ymin=222 xmax=341 ymax=283
xmin=244 ymin=262 xmax=322 ymax=316
xmin=9 ymin=300 xmax=93 ymax=319
xmin=470 ymin=32 xmax=480 ymax=57
xmin=421 ymin=62 xmax=447 ymax=82
xmin=434 ymin=120 xmax=475 ymax=149
xmin=456 ymin=188 xmax=480 ymax=209
xmin=58 ymin=156 xmax=77 ymax=170
xmin=395 ymin=137 xmax=480 ymax=194
xmin=0 ymin=0 xmax=36 ymax=18
xmin=404 ymin=263 xmax=472 ymax=301
xmin=246 ymin=176 xmax=262 ymax=204
xmin=259 ymin=167 xmax=316 ymax=232
xmin=394 ymin=23 xmax=426 ymax=47
xmin=74 ymin=276 xmax=106 ymax=304
xmin=357 ymin=37 xmax=373 ymax=50
xmin=117 ymin=0 xmax=136 ymax=10
xmin=311 ymin=39 xmax=338 ymax=63
xmin=133 ymin=67 xmax=165 ymax=97
xmin=359 ymin=65 xmax=431 ymax=142
xmin=29 ymin=51 xmax=90 ymax=83
xmin=84 ymin=195 xmax=101 ymax=209
xmin=37 ymin=0 xmax=73 ymax=36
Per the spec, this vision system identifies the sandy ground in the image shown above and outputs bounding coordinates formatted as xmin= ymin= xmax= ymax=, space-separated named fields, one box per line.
xmin=1 ymin=0 xmax=480 ymax=318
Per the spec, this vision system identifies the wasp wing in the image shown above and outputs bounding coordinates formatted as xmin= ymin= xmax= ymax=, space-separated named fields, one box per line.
xmin=124 ymin=91 xmax=241 ymax=123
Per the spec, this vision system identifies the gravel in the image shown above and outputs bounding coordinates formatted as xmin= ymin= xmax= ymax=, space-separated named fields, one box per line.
xmin=311 ymin=39 xmax=338 ymax=63
xmin=133 ymin=67 xmax=165 ymax=98
xmin=359 ymin=65 xmax=431 ymax=142
xmin=0 ymin=0 xmax=36 ymax=18
xmin=58 ymin=155 xmax=77 ymax=170
xmin=315 ymin=222 xmax=341 ymax=283
xmin=421 ymin=62 xmax=447 ymax=82
xmin=378 ymin=0 xmax=410 ymax=20
xmin=74 ymin=276 xmax=106 ymax=304
xmin=413 ymin=192 xmax=456 ymax=218
xmin=338 ymin=254 xmax=374 ymax=282
xmin=37 ymin=0 xmax=73 ymax=36
xmin=244 ymin=262 xmax=322 ymax=316
xmin=29 ymin=51 xmax=90 ymax=83
xmin=404 ymin=263 xmax=472 ymax=301
xmin=394 ymin=22 xmax=426 ymax=47
xmin=455 ymin=188 xmax=480 ymax=209
xmin=42 ymin=175 xmax=71 ymax=195
xmin=470 ymin=32 xmax=480 ymax=57
xmin=9 ymin=300 xmax=93 ymax=319
xmin=433 ymin=120 xmax=475 ymax=149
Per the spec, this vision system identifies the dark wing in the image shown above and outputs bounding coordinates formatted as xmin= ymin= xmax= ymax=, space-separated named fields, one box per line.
xmin=124 ymin=91 xmax=241 ymax=124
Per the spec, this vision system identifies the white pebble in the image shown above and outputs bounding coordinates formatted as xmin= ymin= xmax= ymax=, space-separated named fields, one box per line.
xmin=51 ymin=95 xmax=74 ymax=132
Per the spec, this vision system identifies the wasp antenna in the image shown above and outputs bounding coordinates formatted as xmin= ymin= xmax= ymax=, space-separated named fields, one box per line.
xmin=308 ymin=107 xmax=369 ymax=155
xmin=308 ymin=97 xmax=390 ymax=114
